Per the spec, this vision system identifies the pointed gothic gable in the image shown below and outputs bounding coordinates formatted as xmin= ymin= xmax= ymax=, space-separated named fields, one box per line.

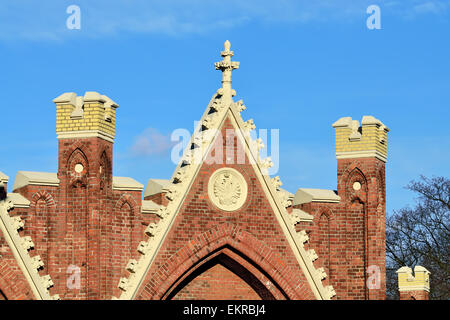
xmin=116 ymin=41 xmax=335 ymax=300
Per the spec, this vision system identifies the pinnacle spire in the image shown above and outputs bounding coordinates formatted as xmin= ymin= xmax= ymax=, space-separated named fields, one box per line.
xmin=215 ymin=40 xmax=240 ymax=100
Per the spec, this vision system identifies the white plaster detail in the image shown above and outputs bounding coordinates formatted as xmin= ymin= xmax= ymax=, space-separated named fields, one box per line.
xmin=74 ymin=163 xmax=84 ymax=173
xmin=234 ymin=100 xmax=246 ymax=112
xmin=243 ymin=119 xmax=256 ymax=131
xmin=11 ymin=216 xmax=24 ymax=230
xmin=208 ymin=168 xmax=248 ymax=212
xmin=306 ymin=249 xmax=318 ymax=262
xmin=316 ymin=267 xmax=327 ymax=280
xmin=31 ymin=255 xmax=44 ymax=270
xmin=137 ymin=241 xmax=151 ymax=255
xmin=145 ymin=223 xmax=160 ymax=237
xmin=118 ymin=277 xmax=130 ymax=291
xmin=297 ymin=230 xmax=309 ymax=244
xmin=353 ymin=181 xmax=361 ymax=191
xmin=126 ymin=260 xmax=138 ymax=273
xmin=271 ymin=176 xmax=282 ymax=190
xmin=324 ymin=285 xmax=337 ymax=299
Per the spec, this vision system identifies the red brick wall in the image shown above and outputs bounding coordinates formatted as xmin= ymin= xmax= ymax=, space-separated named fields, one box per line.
xmin=1 ymin=119 xmax=387 ymax=300
xmin=2 ymin=136 xmax=145 ymax=300
xmin=400 ymin=290 xmax=429 ymax=300
xmin=0 ymin=231 xmax=35 ymax=300
xmin=296 ymin=157 xmax=386 ymax=300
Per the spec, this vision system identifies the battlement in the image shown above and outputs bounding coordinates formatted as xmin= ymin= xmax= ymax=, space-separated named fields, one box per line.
xmin=332 ymin=116 xmax=389 ymax=162
xmin=53 ymin=91 xmax=119 ymax=143
xmin=397 ymin=266 xmax=430 ymax=293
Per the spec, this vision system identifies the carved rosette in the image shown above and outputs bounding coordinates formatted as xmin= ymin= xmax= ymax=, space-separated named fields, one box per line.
xmin=208 ymin=168 xmax=248 ymax=212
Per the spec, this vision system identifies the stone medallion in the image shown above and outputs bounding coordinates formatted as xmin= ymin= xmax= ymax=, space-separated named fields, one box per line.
xmin=208 ymin=168 xmax=248 ymax=211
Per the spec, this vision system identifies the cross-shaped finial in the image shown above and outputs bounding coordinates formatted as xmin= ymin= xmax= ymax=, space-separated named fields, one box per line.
xmin=215 ymin=40 xmax=240 ymax=99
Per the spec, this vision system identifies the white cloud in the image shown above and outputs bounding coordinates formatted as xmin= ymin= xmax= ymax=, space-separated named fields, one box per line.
xmin=0 ymin=0 xmax=448 ymax=41
xmin=130 ymin=128 xmax=175 ymax=157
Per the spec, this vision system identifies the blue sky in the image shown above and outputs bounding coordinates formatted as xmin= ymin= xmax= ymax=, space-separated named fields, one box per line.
xmin=0 ymin=0 xmax=449 ymax=214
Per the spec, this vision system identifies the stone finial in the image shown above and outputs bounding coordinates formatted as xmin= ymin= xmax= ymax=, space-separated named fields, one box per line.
xmin=215 ymin=40 xmax=240 ymax=102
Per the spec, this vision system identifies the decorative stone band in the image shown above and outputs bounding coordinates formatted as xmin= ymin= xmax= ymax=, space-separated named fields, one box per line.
xmin=397 ymin=266 xmax=431 ymax=292
xmin=335 ymin=150 xmax=387 ymax=163
xmin=56 ymin=130 xmax=115 ymax=143
xmin=0 ymin=199 xmax=58 ymax=300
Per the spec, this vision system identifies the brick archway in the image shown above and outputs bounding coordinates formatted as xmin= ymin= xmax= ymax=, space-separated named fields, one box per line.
xmin=137 ymin=224 xmax=313 ymax=300
xmin=165 ymin=246 xmax=286 ymax=300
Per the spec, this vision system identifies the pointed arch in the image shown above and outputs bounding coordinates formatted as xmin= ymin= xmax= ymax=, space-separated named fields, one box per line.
xmin=111 ymin=194 xmax=143 ymax=297
xmin=29 ymin=191 xmax=56 ymax=268
xmin=166 ymin=247 xmax=280 ymax=300
xmin=136 ymin=224 xmax=315 ymax=300
xmin=67 ymin=147 xmax=89 ymax=187
xmin=317 ymin=211 xmax=331 ymax=280
xmin=99 ymin=150 xmax=112 ymax=191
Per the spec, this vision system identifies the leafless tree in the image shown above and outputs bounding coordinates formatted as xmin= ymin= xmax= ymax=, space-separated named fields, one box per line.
xmin=386 ymin=176 xmax=449 ymax=300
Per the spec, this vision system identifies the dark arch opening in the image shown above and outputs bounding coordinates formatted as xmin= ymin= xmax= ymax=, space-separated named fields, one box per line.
xmin=164 ymin=245 xmax=289 ymax=300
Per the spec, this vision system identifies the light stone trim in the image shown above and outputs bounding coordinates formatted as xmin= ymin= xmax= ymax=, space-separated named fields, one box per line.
xmin=112 ymin=177 xmax=144 ymax=192
xmin=291 ymin=208 xmax=314 ymax=224
xmin=114 ymin=42 xmax=335 ymax=300
xmin=141 ymin=200 xmax=161 ymax=214
xmin=56 ymin=130 xmax=115 ymax=143
xmin=0 ymin=198 xmax=58 ymax=300
xmin=335 ymin=150 xmax=387 ymax=163
xmin=143 ymin=179 xmax=171 ymax=198
xmin=12 ymin=171 xmax=60 ymax=192
xmin=53 ymin=91 xmax=119 ymax=108
xmin=0 ymin=171 xmax=9 ymax=184
xmin=6 ymin=193 xmax=31 ymax=208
